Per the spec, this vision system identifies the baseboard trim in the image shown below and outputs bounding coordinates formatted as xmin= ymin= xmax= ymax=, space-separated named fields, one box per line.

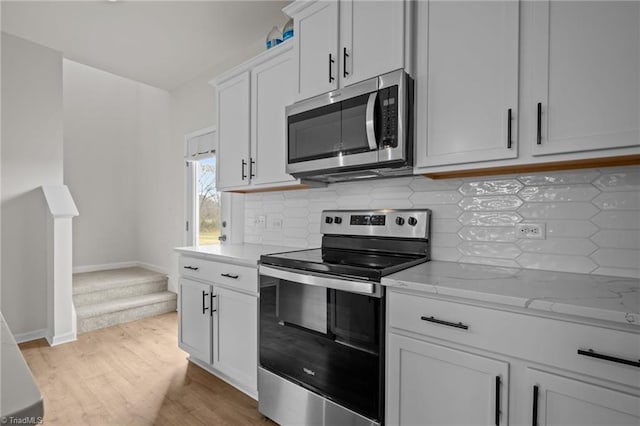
xmin=73 ymin=261 xmax=167 ymax=275
xmin=14 ymin=328 xmax=48 ymax=344
xmin=47 ymin=331 xmax=77 ymax=346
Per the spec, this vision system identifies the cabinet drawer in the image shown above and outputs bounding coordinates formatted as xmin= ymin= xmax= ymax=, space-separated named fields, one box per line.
xmin=388 ymin=290 xmax=640 ymax=390
xmin=179 ymin=256 xmax=258 ymax=293
xmin=214 ymin=262 xmax=258 ymax=293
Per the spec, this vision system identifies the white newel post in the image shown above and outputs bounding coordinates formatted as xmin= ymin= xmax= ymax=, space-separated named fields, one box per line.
xmin=41 ymin=185 xmax=79 ymax=346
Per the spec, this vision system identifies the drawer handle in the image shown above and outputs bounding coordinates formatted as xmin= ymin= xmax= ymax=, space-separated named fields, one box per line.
xmin=221 ymin=273 xmax=239 ymax=279
xmin=184 ymin=266 xmax=199 ymax=271
xmin=577 ymin=348 xmax=640 ymax=368
xmin=420 ymin=315 xmax=469 ymax=330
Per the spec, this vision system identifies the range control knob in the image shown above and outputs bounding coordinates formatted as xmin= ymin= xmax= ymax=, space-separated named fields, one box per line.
xmin=395 ymin=217 xmax=405 ymax=226
xmin=334 ymin=216 xmax=342 ymax=224
xmin=407 ymin=217 xmax=418 ymax=226
xmin=325 ymin=216 xmax=333 ymax=224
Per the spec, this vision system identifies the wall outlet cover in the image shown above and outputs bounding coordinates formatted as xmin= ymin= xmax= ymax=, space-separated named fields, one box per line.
xmin=515 ymin=223 xmax=546 ymax=240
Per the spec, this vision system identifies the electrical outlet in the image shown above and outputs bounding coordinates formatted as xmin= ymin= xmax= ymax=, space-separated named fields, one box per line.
xmin=269 ymin=217 xmax=283 ymax=230
xmin=515 ymin=223 xmax=546 ymax=240
xmin=254 ymin=215 xmax=266 ymax=229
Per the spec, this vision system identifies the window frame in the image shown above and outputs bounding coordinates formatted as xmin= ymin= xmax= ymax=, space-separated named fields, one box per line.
xmin=184 ymin=126 xmax=218 ymax=246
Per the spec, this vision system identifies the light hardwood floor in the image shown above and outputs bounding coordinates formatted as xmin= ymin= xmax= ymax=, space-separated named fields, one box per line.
xmin=19 ymin=312 xmax=273 ymax=425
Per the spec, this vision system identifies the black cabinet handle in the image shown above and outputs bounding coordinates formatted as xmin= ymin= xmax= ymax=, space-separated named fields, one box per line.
xmin=507 ymin=108 xmax=513 ymax=149
xmin=577 ymin=348 xmax=640 ymax=368
xmin=536 ymin=103 xmax=542 ymax=145
xmin=183 ymin=265 xmax=199 ymax=271
xmin=329 ymin=53 xmax=335 ymax=83
xmin=202 ymin=290 xmax=209 ymax=315
xmin=343 ymin=47 xmax=349 ymax=78
xmin=250 ymin=158 xmax=256 ymax=179
xmin=241 ymin=159 xmax=247 ymax=180
xmin=532 ymin=385 xmax=539 ymax=426
xmin=495 ymin=376 xmax=501 ymax=426
xmin=221 ymin=273 xmax=239 ymax=279
xmin=210 ymin=293 xmax=217 ymax=316
xmin=420 ymin=315 xmax=469 ymax=330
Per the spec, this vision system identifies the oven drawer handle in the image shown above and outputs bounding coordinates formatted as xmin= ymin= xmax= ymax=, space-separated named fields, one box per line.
xmin=184 ymin=265 xmax=199 ymax=271
xmin=420 ymin=315 xmax=469 ymax=330
xmin=259 ymin=265 xmax=379 ymax=296
xmin=221 ymin=273 xmax=239 ymax=279
xmin=577 ymin=348 xmax=640 ymax=368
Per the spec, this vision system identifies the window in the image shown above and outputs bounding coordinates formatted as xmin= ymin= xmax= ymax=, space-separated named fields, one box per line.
xmin=185 ymin=127 xmax=220 ymax=246
xmin=195 ymin=157 xmax=220 ymax=245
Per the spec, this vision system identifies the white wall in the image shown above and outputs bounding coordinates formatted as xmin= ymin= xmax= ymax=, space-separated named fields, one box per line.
xmin=63 ymin=60 xmax=139 ymax=268
xmin=1 ymin=33 xmax=63 ymax=335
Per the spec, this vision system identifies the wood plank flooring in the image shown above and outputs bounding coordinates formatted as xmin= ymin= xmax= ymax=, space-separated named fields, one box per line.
xmin=19 ymin=312 xmax=274 ymax=426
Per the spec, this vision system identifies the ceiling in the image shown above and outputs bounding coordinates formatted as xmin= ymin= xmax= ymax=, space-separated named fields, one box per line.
xmin=1 ymin=1 xmax=290 ymax=90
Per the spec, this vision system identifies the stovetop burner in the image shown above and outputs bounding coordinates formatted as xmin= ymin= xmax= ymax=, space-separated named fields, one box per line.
xmin=260 ymin=209 xmax=432 ymax=282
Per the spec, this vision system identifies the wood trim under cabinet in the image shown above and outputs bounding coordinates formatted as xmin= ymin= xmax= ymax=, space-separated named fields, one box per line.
xmin=422 ymin=154 xmax=640 ymax=180
xmin=229 ymin=183 xmax=318 ymax=194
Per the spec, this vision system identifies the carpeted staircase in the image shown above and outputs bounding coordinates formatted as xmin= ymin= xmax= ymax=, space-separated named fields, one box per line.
xmin=73 ymin=267 xmax=177 ymax=333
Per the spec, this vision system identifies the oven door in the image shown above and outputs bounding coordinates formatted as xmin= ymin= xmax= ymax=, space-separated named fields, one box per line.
xmin=259 ymin=265 xmax=384 ymax=422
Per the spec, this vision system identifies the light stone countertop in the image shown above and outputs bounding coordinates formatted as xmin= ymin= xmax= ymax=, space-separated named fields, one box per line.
xmin=1 ymin=312 xmax=44 ymax=423
xmin=175 ymin=243 xmax=299 ymax=267
xmin=382 ymin=261 xmax=640 ymax=328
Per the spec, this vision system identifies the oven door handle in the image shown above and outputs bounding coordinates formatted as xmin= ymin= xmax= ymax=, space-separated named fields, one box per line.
xmin=365 ymin=92 xmax=378 ymax=151
xmin=259 ymin=265 xmax=382 ymax=297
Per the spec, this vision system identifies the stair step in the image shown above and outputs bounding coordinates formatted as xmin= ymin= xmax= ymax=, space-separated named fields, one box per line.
xmin=73 ymin=279 xmax=168 ymax=307
xmin=73 ymin=267 xmax=167 ymax=295
xmin=76 ymin=291 xmax=177 ymax=334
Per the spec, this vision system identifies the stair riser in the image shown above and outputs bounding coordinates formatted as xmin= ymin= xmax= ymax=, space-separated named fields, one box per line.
xmin=77 ymin=299 xmax=177 ymax=334
xmin=73 ymin=279 xmax=168 ymax=307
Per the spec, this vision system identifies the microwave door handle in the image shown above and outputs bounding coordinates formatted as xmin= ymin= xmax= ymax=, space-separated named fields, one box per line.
xmin=365 ymin=92 xmax=378 ymax=150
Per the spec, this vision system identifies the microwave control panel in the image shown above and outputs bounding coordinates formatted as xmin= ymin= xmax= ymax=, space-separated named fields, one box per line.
xmin=379 ymin=85 xmax=399 ymax=148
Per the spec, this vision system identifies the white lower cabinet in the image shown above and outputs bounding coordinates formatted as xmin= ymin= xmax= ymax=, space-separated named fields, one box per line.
xmin=387 ymin=333 xmax=508 ymax=426
xmin=213 ymin=286 xmax=257 ymax=390
xmin=386 ymin=289 xmax=640 ymax=426
xmin=178 ymin=255 xmax=258 ymax=397
xmin=526 ymin=369 xmax=640 ymax=426
xmin=179 ymin=278 xmax=213 ymax=364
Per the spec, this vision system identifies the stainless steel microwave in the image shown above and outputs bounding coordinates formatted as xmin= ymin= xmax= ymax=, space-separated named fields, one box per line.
xmin=285 ymin=69 xmax=414 ymax=183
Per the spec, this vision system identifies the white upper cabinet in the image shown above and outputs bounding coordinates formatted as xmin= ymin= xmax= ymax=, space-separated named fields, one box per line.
xmin=214 ymin=43 xmax=301 ymax=192
xmin=339 ymin=0 xmax=406 ymax=87
xmin=250 ymin=49 xmax=297 ymax=186
xmin=287 ymin=0 xmax=411 ymax=101
xmin=294 ymin=0 xmax=339 ymax=99
xmin=529 ymin=1 xmax=640 ymax=156
xmin=216 ymin=71 xmax=251 ymax=189
xmin=415 ymin=0 xmax=520 ymax=168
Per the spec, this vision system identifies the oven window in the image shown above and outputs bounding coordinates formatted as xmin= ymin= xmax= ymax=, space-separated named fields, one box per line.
xmin=260 ymin=279 xmax=383 ymax=421
xmin=288 ymin=93 xmax=374 ymax=163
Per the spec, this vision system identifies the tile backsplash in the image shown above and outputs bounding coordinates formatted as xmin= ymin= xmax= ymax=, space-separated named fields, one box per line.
xmin=244 ymin=166 xmax=640 ymax=278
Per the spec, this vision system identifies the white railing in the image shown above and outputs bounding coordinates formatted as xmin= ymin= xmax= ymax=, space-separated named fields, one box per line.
xmin=41 ymin=185 xmax=79 ymax=346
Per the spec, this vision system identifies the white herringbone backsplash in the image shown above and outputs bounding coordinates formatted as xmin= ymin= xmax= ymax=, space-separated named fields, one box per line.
xmin=244 ymin=165 xmax=640 ymax=278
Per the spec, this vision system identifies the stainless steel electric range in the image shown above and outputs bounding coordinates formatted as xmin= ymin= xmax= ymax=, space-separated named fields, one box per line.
xmin=258 ymin=209 xmax=431 ymax=426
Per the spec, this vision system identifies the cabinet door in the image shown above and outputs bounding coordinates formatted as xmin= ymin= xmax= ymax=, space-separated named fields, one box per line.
xmin=250 ymin=50 xmax=297 ymax=186
xmin=213 ymin=287 xmax=258 ymax=391
xmin=530 ymin=1 xmax=640 ymax=156
xmin=387 ymin=333 xmax=509 ymax=426
xmin=294 ymin=0 xmax=339 ymax=100
xmin=216 ymin=71 xmax=251 ymax=189
xmin=415 ymin=0 xmax=519 ymax=168
xmin=178 ymin=279 xmax=212 ymax=364
xmin=528 ymin=369 xmax=640 ymax=425
xmin=339 ymin=0 xmax=406 ymax=87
